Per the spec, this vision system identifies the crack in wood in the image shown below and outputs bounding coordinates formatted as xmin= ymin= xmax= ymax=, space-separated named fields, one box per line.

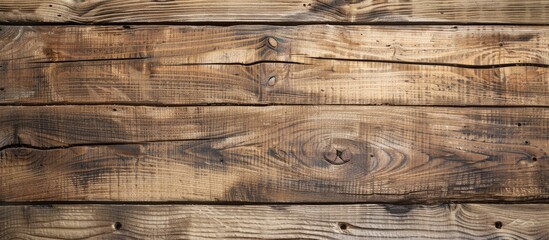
xmin=309 ymin=57 xmax=549 ymax=69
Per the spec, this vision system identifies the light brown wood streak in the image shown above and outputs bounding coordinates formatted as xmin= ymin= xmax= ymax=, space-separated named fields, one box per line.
xmin=1 ymin=0 xmax=549 ymax=24
xmin=0 ymin=106 xmax=547 ymax=202
xmin=1 ymin=204 xmax=549 ymax=239
xmin=1 ymin=25 xmax=549 ymax=105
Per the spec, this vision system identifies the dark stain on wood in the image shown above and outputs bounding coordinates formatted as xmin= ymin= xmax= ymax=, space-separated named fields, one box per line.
xmin=383 ymin=205 xmax=417 ymax=215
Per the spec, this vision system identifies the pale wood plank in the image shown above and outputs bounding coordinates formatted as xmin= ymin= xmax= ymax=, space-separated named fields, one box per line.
xmin=1 ymin=106 xmax=547 ymax=202
xmin=1 ymin=204 xmax=549 ymax=239
xmin=1 ymin=0 xmax=549 ymax=24
xmin=2 ymin=25 xmax=549 ymax=105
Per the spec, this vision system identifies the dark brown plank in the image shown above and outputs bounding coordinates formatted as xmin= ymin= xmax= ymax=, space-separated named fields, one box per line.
xmin=2 ymin=25 xmax=549 ymax=105
xmin=1 ymin=204 xmax=549 ymax=239
xmin=0 ymin=106 xmax=547 ymax=202
xmin=1 ymin=0 xmax=549 ymax=24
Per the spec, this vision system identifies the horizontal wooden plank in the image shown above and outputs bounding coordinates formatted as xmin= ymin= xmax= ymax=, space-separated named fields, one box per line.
xmin=4 ymin=25 xmax=549 ymax=65
xmin=1 ymin=106 xmax=547 ymax=202
xmin=1 ymin=0 xmax=549 ymax=24
xmin=2 ymin=25 xmax=549 ymax=105
xmin=1 ymin=204 xmax=548 ymax=239
xmin=3 ymin=60 xmax=549 ymax=106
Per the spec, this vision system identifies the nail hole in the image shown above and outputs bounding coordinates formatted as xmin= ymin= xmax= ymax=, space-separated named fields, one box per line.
xmin=533 ymin=157 xmax=538 ymax=162
xmin=49 ymin=4 xmax=52 ymax=7
xmin=370 ymin=154 xmax=374 ymax=158
xmin=499 ymin=42 xmax=504 ymax=47
xmin=339 ymin=222 xmax=348 ymax=230
xmin=495 ymin=221 xmax=502 ymax=229
xmin=57 ymin=14 xmax=61 ymax=17
xmin=112 ymin=108 xmax=117 ymax=112
xmin=220 ymin=159 xmax=224 ymax=163
xmin=517 ymin=123 xmax=522 ymax=127
xmin=113 ymin=222 xmax=122 ymax=230
xmin=525 ymin=141 xmax=529 ymax=145
xmin=0 ymin=87 xmax=4 ymax=91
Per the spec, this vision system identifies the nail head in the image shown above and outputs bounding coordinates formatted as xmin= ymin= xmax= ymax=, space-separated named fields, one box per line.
xmin=268 ymin=37 xmax=278 ymax=48
xmin=267 ymin=76 xmax=277 ymax=86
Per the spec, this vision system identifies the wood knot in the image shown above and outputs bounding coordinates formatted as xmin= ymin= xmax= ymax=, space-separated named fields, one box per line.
xmin=267 ymin=37 xmax=278 ymax=49
xmin=323 ymin=147 xmax=352 ymax=165
xmin=14 ymin=148 xmax=33 ymax=157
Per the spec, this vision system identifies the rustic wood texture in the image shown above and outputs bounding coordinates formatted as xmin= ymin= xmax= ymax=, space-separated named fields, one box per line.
xmin=1 ymin=106 xmax=547 ymax=202
xmin=2 ymin=25 xmax=549 ymax=105
xmin=2 ymin=0 xmax=549 ymax=238
xmin=2 ymin=0 xmax=549 ymax=24
xmin=4 ymin=25 xmax=549 ymax=65
xmin=1 ymin=204 xmax=549 ymax=239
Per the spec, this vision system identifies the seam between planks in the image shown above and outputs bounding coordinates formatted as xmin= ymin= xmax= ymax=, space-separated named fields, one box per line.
xmin=3 ymin=201 xmax=549 ymax=206
xmin=4 ymin=22 xmax=549 ymax=26
xmin=1 ymin=103 xmax=549 ymax=107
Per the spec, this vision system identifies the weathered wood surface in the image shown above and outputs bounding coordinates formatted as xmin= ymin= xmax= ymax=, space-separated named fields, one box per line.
xmin=4 ymin=25 xmax=549 ymax=65
xmin=2 ymin=0 xmax=549 ymax=24
xmin=1 ymin=204 xmax=549 ymax=239
xmin=2 ymin=25 xmax=549 ymax=105
xmin=1 ymin=106 xmax=547 ymax=202
xmin=2 ymin=0 xmax=549 ymax=238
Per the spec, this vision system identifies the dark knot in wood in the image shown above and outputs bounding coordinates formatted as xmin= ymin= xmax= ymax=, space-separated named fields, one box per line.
xmin=323 ymin=147 xmax=352 ymax=165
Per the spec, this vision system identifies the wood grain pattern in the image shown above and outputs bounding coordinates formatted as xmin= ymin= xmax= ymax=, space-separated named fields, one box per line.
xmin=1 ymin=0 xmax=549 ymax=24
xmin=2 ymin=25 xmax=549 ymax=105
xmin=1 ymin=106 xmax=547 ymax=202
xmin=2 ymin=0 xmax=549 ymax=238
xmin=4 ymin=25 xmax=549 ymax=65
xmin=1 ymin=204 xmax=549 ymax=239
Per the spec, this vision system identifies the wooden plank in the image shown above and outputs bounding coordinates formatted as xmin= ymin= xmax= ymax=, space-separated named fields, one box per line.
xmin=4 ymin=60 xmax=549 ymax=106
xmin=1 ymin=106 xmax=547 ymax=202
xmin=1 ymin=204 xmax=549 ymax=239
xmin=3 ymin=25 xmax=549 ymax=65
xmin=2 ymin=25 xmax=549 ymax=105
xmin=1 ymin=0 xmax=549 ymax=24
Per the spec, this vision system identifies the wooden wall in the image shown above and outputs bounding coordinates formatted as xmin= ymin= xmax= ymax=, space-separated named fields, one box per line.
xmin=1 ymin=0 xmax=548 ymax=239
